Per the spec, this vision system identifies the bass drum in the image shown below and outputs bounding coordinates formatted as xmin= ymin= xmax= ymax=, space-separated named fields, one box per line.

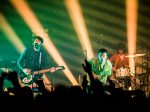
xmin=111 ymin=79 xmax=122 ymax=88
xmin=111 ymin=76 xmax=132 ymax=90
xmin=115 ymin=67 xmax=130 ymax=78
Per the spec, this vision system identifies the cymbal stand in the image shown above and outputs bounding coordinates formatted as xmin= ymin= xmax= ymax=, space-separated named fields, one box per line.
xmin=143 ymin=48 xmax=150 ymax=97
xmin=140 ymin=48 xmax=145 ymax=91
xmin=132 ymin=54 xmax=137 ymax=90
xmin=138 ymin=48 xmax=148 ymax=96
xmin=133 ymin=52 xmax=140 ymax=90
xmin=147 ymin=49 xmax=150 ymax=97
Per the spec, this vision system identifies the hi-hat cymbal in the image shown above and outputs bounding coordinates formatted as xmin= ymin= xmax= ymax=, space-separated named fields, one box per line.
xmin=125 ymin=54 xmax=146 ymax=58
xmin=135 ymin=64 xmax=147 ymax=69
xmin=143 ymin=56 xmax=150 ymax=61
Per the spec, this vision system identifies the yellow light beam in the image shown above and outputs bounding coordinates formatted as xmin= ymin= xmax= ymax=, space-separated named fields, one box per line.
xmin=10 ymin=0 xmax=79 ymax=86
xmin=65 ymin=0 xmax=94 ymax=60
xmin=126 ymin=0 xmax=138 ymax=72
xmin=0 ymin=13 xmax=26 ymax=87
xmin=0 ymin=13 xmax=25 ymax=53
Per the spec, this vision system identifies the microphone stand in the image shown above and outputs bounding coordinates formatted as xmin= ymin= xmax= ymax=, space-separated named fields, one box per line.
xmin=31 ymin=52 xmax=35 ymax=94
xmin=31 ymin=45 xmax=39 ymax=95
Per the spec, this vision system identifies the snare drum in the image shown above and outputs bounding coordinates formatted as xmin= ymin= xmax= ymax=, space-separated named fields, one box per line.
xmin=115 ymin=67 xmax=130 ymax=78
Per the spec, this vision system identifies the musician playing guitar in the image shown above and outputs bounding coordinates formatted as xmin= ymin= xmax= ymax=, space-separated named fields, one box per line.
xmin=17 ymin=36 xmax=61 ymax=88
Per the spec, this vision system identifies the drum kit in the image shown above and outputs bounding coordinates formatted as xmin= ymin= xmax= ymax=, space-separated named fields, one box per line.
xmin=112 ymin=53 xmax=149 ymax=91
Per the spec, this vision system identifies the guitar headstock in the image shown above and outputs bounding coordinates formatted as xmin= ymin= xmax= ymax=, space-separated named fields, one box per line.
xmin=50 ymin=66 xmax=65 ymax=73
xmin=57 ymin=66 xmax=65 ymax=70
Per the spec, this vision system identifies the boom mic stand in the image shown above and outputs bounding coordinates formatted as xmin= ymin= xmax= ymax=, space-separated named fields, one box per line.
xmin=133 ymin=56 xmax=137 ymax=90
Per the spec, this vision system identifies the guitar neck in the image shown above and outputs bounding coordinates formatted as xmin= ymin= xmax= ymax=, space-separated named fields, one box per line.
xmin=33 ymin=68 xmax=52 ymax=75
xmin=33 ymin=66 xmax=64 ymax=75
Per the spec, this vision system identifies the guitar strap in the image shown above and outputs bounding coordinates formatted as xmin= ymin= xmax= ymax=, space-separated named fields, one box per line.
xmin=39 ymin=52 xmax=42 ymax=65
xmin=38 ymin=51 xmax=42 ymax=74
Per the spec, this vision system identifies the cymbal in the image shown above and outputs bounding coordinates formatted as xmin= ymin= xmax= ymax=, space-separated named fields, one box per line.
xmin=143 ymin=56 xmax=150 ymax=61
xmin=135 ymin=64 xmax=147 ymax=69
xmin=125 ymin=54 xmax=146 ymax=58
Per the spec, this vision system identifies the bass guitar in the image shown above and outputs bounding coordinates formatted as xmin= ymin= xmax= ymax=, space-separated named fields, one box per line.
xmin=19 ymin=66 xmax=65 ymax=85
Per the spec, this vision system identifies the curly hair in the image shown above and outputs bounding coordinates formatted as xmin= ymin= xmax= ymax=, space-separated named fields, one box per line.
xmin=33 ymin=36 xmax=44 ymax=44
xmin=98 ymin=48 xmax=109 ymax=56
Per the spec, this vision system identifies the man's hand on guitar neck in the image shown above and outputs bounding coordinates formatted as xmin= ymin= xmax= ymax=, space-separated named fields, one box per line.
xmin=23 ymin=68 xmax=31 ymax=75
xmin=50 ymin=67 xmax=56 ymax=72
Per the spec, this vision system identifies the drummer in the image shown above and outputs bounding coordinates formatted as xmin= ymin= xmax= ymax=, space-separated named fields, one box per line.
xmin=109 ymin=42 xmax=129 ymax=77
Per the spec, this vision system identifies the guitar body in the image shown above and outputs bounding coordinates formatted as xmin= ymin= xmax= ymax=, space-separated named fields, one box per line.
xmin=19 ymin=66 xmax=65 ymax=85
xmin=19 ymin=73 xmax=39 ymax=85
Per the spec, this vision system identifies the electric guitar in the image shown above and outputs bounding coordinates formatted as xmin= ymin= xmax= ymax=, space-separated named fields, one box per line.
xmin=19 ymin=66 xmax=65 ymax=85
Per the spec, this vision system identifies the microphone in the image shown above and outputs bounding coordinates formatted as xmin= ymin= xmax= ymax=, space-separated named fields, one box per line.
xmin=34 ymin=43 xmax=38 ymax=49
xmin=102 ymin=59 xmax=107 ymax=71
xmin=33 ymin=43 xmax=41 ymax=52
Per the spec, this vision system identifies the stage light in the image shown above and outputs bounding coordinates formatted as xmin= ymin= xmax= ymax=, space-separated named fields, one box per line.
xmin=65 ymin=0 xmax=94 ymax=60
xmin=126 ymin=0 xmax=138 ymax=74
xmin=0 ymin=14 xmax=25 ymax=53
